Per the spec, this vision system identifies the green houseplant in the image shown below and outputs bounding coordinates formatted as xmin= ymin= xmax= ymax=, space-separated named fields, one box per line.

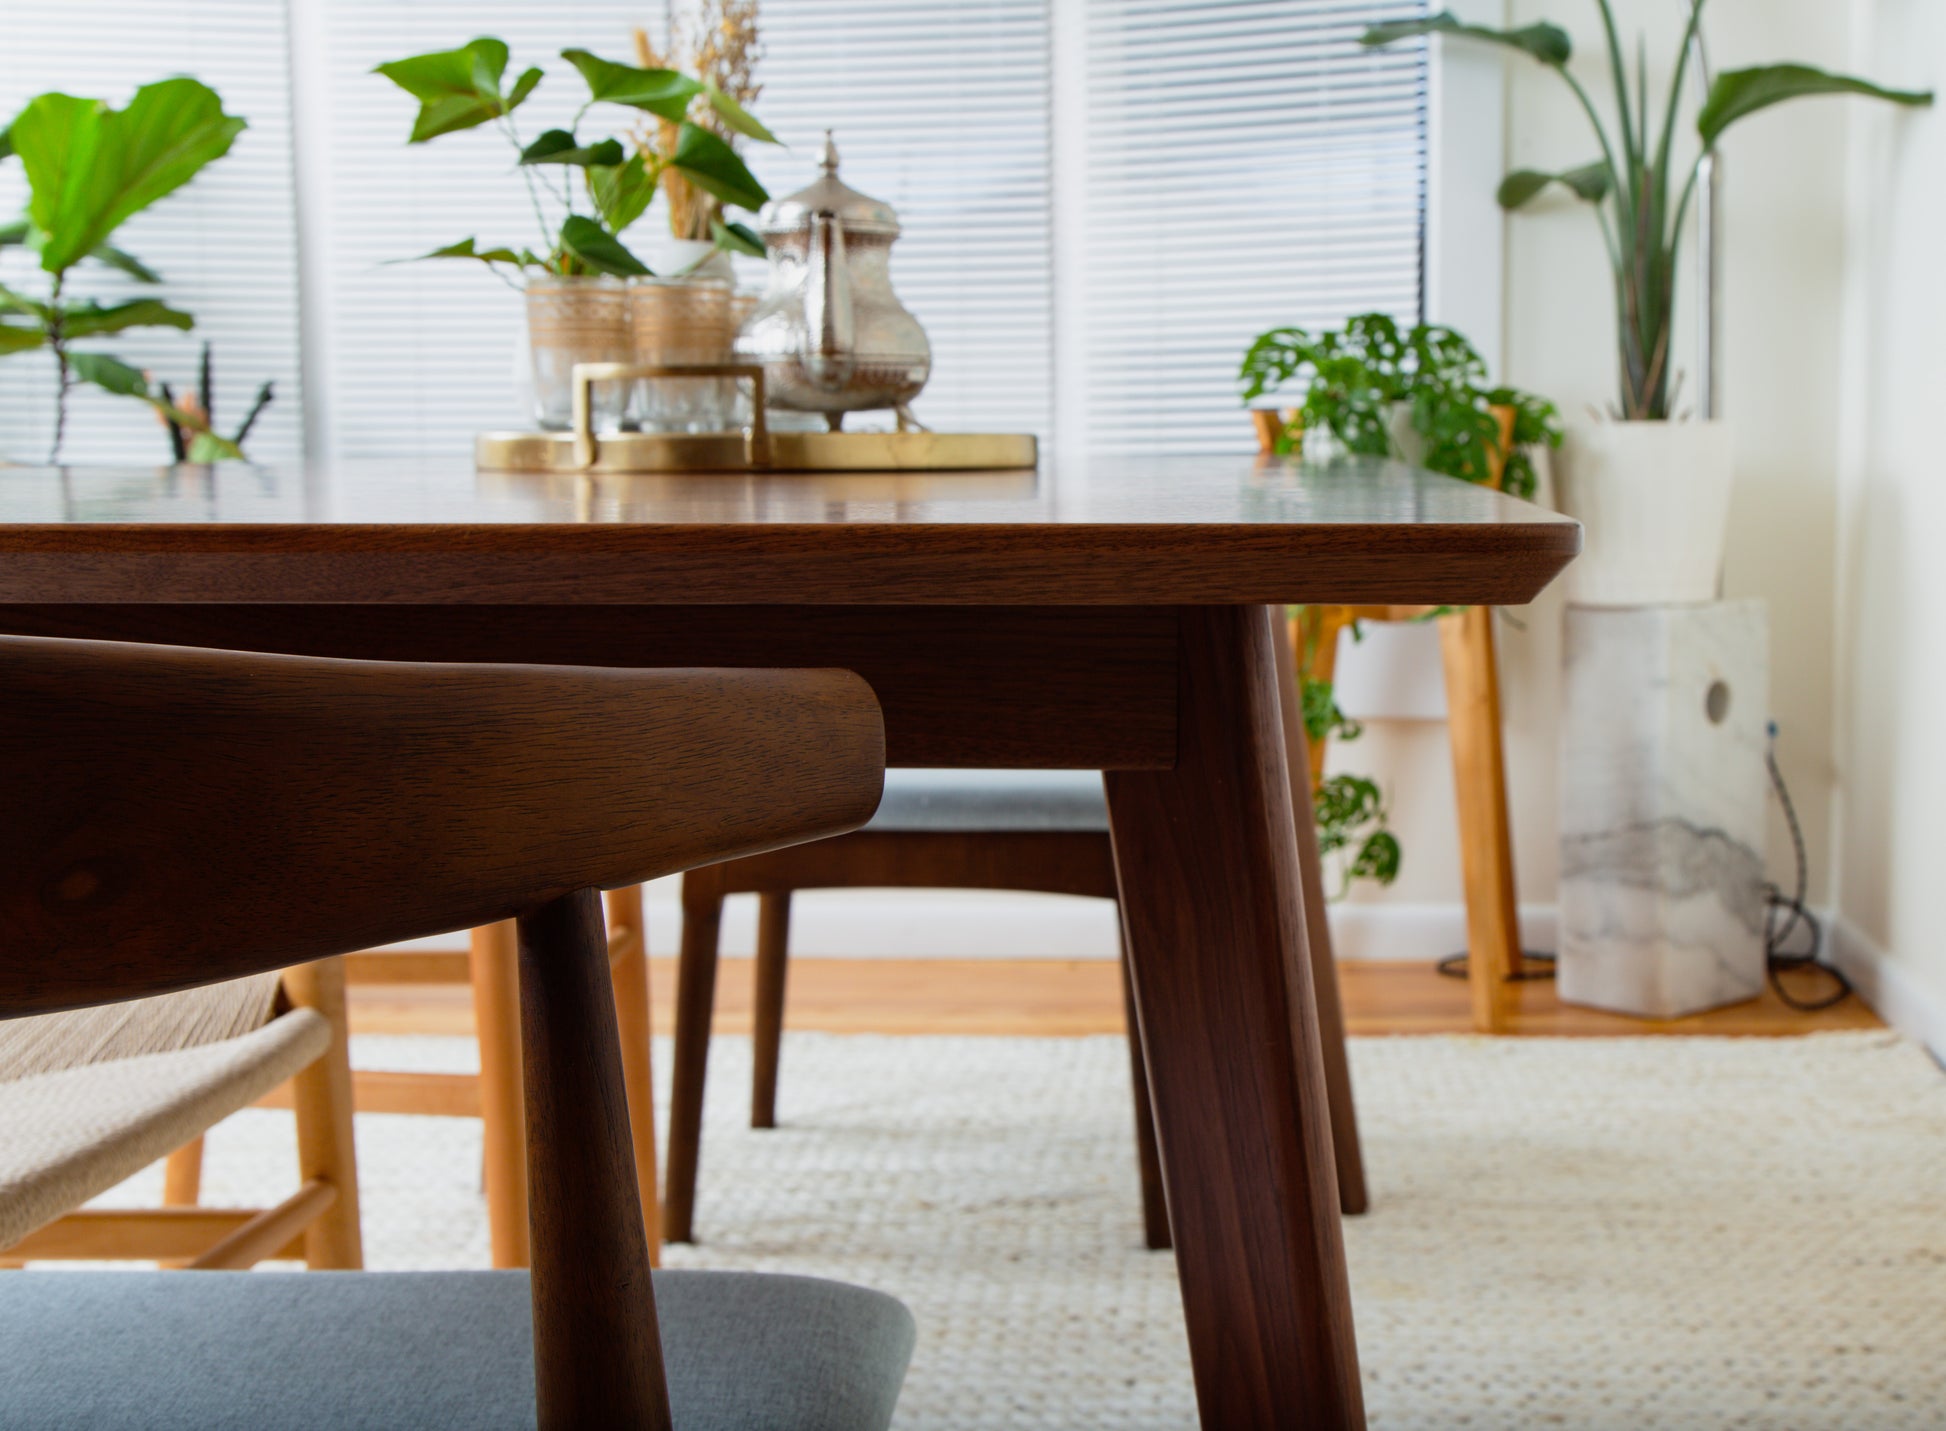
xmin=1240 ymin=313 xmax=1560 ymax=497
xmin=1363 ymin=5 xmax=1931 ymax=606
xmin=0 ymin=78 xmax=247 ymax=462
xmin=1364 ymin=5 xmax=1930 ymax=422
xmin=1241 ymin=314 xmax=1558 ymax=892
xmin=375 ymin=36 xmax=779 ymax=430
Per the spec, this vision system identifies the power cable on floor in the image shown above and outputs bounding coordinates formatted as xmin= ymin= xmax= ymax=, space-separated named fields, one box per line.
xmin=1436 ymin=721 xmax=1850 ymax=1011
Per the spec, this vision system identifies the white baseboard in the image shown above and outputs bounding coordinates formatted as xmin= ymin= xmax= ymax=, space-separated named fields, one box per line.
xmin=1828 ymin=915 xmax=1946 ymax=1062
xmin=388 ymin=882 xmax=1559 ymax=964
xmin=635 ymin=886 xmax=1556 ymax=964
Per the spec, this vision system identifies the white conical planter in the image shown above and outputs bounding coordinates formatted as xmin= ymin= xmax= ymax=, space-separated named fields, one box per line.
xmin=1555 ymin=420 xmax=1734 ymax=606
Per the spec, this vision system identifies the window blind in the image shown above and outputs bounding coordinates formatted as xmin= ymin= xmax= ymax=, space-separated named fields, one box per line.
xmin=1080 ymin=0 xmax=1429 ymax=455
xmin=0 ymin=3 xmax=304 ymax=466
xmin=741 ymin=0 xmax=1053 ymax=436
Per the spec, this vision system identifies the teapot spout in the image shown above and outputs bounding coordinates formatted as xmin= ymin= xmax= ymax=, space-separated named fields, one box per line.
xmin=801 ymin=210 xmax=856 ymax=390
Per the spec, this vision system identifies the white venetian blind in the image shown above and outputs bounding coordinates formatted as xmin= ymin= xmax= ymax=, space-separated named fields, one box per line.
xmin=0 ymin=3 xmax=304 ymax=466
xmin=1080 ymin=0 xmax=1429 ymax=455
xmin=743 ymin=1 xmax=1053 ymax=435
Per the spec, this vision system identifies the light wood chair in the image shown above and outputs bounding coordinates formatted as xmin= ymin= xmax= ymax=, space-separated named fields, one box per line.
xmin=0 ymin=634 xmax=913 ymax=1429
xmin=663 ymin=770 xmax=1172 ymax=1251
xmin=1258 ymin=408 xmax=1529 ymax=1031
xmin=277 ymin=893 xmax=660 ymax=1269
xmin=0 ymin=961 xmax=361 ymax=1272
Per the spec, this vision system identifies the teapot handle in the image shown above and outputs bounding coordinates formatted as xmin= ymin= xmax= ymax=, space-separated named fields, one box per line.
xmin=801 ymin=211 xmax=856 ymax=390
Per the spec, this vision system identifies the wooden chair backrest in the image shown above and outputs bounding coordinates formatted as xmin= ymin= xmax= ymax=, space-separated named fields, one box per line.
xmin=0 ymin=635 xmax=884 ymax=1018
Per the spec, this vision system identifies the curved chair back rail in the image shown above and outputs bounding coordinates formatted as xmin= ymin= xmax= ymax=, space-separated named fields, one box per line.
xmin=0 ymin=635 xmax=884 ymax=1018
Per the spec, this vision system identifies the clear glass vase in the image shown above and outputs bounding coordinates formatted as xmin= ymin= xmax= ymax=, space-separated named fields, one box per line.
xmin=525 ymin=275 xmax=630 ymax=432
xmin=628 ymin=275 xmax=734 ymax=433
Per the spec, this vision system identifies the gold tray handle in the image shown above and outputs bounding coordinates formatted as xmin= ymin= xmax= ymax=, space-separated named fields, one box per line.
xmin=571 ymin=362 xmax=770 ymax=471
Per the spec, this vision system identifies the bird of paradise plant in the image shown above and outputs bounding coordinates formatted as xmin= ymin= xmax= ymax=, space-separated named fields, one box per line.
xmin=1365 ymin=4 xmax=1932 ymax=420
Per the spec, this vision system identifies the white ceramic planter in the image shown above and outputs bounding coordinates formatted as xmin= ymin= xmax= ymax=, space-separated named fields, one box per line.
xmin=1556 ymin=420 xmax=1734 ymax=606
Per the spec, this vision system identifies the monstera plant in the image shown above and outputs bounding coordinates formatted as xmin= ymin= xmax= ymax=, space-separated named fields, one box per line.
xmin=0 ymin=78 xmax=246 ymax=461
xmin=374 ymin=36 xmax=779 ymax=279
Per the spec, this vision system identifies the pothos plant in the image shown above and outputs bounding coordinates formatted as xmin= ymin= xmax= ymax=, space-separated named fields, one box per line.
xmin=1243 ymin=314 xmax=1559 ymax=891
xmin=1239 ymin=314 xmax=1561 ymax=498
xmin=375 ymin=37 xmax=779 ymax=282
xmin=1295 ymin=626 xmax=1403 ymax=896
xmin=1364 ymin=5 xmax=1932 ymax=421
xmin=0 ymin=78 xmax=252 ymax=462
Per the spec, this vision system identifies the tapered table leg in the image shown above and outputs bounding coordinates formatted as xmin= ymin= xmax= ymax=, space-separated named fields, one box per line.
xmin=1272 ymin=609 xmax=1370 ymax=1215
xmin=1106 ymin=604 xmax=1364 ymax=1430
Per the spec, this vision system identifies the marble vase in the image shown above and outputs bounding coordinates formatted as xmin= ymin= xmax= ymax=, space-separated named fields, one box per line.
xmin=1557 ymin=601 xmax=1769 ymax=1017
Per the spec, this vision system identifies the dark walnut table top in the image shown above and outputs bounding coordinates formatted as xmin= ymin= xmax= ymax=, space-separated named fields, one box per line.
xmin=0 ymin=454 xmax=1578 ymax=607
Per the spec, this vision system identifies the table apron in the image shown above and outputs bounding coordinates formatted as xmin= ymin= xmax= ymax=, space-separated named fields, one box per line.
xmin=0 ymin=604 xmax=1180 ymax=771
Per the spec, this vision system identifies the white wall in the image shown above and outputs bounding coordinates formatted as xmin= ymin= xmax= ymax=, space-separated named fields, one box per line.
xmin=1829 ymin=0 xmax=1946 ymax=1043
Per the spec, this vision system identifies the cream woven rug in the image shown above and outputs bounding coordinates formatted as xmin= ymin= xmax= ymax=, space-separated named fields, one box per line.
xmin=93 ymin=1030 xmax=1946 ymax=1429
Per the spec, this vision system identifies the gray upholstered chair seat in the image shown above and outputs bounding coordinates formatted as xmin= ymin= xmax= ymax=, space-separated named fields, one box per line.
xmin=867 ymin=768 xmax=1108 ymax=833
xmin=0 ymin=1268 xmax=914 ymax=1430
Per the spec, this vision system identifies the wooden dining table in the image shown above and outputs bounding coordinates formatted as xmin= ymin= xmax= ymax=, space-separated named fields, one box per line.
xmin=0 ymin=452 xmax=1577 ymax=1429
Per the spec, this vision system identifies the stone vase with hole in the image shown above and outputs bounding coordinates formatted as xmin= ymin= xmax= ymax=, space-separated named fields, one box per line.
xmin=1557 ymin=600 xmax=1770 ymax=1017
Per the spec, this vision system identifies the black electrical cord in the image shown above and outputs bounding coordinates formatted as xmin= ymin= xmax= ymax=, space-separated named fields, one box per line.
xmin=1437 ymin=720 xmax=1851 ymax=1012
xmin=1761 ymin=721 xmax=1850 ymax=1011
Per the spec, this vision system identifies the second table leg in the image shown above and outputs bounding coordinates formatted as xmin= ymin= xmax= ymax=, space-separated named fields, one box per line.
xmin=1105 ymin=604 xmax=1364 ymax=1430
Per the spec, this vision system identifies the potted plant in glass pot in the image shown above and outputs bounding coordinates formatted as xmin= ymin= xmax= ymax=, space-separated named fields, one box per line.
xmin=374 ymin=36 xmax=776 ymax=433
xmin=1365 ymin=4 xmax=1931 ymax=605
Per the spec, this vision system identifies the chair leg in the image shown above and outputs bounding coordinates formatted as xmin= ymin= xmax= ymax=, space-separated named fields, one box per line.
xmin=471 ymin=920 xmax=531 ymax=1268
xmin=605 ymin=885 xmax=661 ymax=1263
xmin=518 ymin=889 xmax=672 ymax=1430
xmin=750 ymin=891 xmax=793 ymax=1129
xmin=162 ymin=1137 xmax=205 ymax=1206
xmin=1117 ymin=930 xmax=1172 ymax=1251
xmin=662 ymin=873 xmax=725 ymax=1244
xmin=282 ymin=957 xmax=364 ymax=1270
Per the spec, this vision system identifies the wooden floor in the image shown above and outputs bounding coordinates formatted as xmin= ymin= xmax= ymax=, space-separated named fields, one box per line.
xmin=347 ymin=954 xmax=1881 ymax=1040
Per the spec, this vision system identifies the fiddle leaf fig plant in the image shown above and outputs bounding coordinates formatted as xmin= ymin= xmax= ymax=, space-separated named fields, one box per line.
xmin=1365 ymin=3 xmax=1932 ymax=420
xmin=0 ymin=77 xmax=243 ymax=461
xmin=375 ymin=37 xmax=778 ymax=280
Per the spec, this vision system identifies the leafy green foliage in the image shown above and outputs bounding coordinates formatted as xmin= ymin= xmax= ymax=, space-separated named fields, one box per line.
xmin=1313 ymin=774 xmax=1401 ymax=892
xmin=588 ymin=154 xmax=659 ymax=235
xmin=58 ymin=297 xmax=192 ymax=340
xmin=376 ymin=37 xmax=780 ymax=278
xmin=519 ymin=130 xmax=626 ymax=167
xmin=703 ymin=84 xmax=778 ymax=145
xmin=669 ymin=123 xmax=767 ymax=211
xmin=1698 ymin=64 xmax=1932 ymax=146
xmin=1239 ymin=314 xmax=1560 ymax=499
xmin=711 ymin=217 xmax=767 ymax=260
xmin=0 ymin=77 xmax=241 ymax=459
xmin=417 ymin=237 xmax=543 ymax=268
xmin=1362 ymin=12 xmax=1570 ymax=66
xmin=559 ymin=50 xmax=701 ymax=122
xmin=557 ymin=215 xmax=649 ymax=278
xmin=1497 ymin=162 xmax=1611 ymax=208
xmin=373 ymin=38 xmax=541 ymax=144
xmin=1366 ymin=1 xmax=1932 ymax=420
xmin=8 ymin=79 xmax=243 ymax=273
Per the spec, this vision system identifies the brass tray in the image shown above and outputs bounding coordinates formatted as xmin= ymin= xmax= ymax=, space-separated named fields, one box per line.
xmin=477 ymin=362 xmax=1036 ymax=474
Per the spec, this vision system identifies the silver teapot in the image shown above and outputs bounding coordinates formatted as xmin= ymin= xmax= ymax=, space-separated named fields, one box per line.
xmin=735 ymin=133 xmax=931 ymax=430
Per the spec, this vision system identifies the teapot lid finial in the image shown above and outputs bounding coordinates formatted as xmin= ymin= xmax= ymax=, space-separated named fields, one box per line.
xmin=756 ymin=128 xmax=900 ymax=238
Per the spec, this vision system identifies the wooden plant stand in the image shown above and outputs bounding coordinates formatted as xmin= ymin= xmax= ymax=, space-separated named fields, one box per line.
xmin=1259 ymin=409 xmax=1526 ymax=1033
